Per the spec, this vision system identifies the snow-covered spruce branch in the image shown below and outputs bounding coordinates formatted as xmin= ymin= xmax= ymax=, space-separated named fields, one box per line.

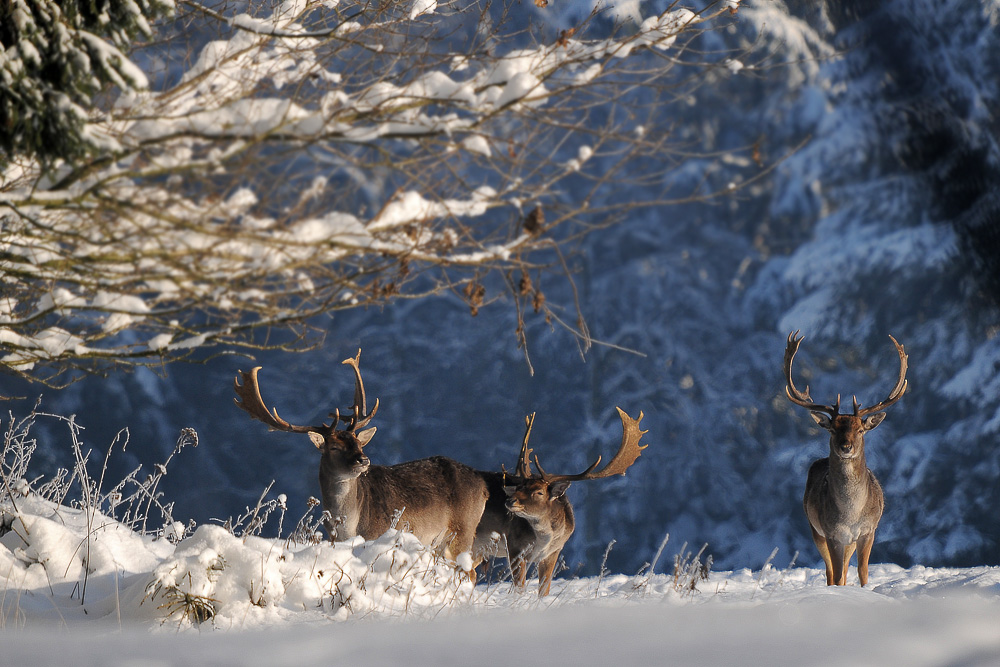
xmin=0 ymin=0 xmax=175 ymax=164
xmin=0 ymin=1 xmax=753 ymax=384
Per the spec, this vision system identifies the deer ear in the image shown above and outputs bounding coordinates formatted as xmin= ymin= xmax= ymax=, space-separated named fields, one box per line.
xmin=549 ymin=481 xmax=571 ymax=499
xmin=809 ymin=412 xmax=834 ymax=431
xmin=863 ymin=412 xmax=887 ymax=431
xmin=356 ymin=427 xmax=377 ymax=447
xmin=308 ymin=431 xmax=325 ymax=449
xmin=503 ymin=485 xmax=517 ymax=497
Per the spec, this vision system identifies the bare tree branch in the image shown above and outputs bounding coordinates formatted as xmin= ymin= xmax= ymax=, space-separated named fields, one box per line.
xmin=0 ymin=0 xmax=764 ymax=386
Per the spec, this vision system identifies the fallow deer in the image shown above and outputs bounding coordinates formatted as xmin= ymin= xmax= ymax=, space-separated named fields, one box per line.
xmin=234 ymin=350 xmax=488 ymax=569
xmin=784 ymin=330 xmax=908 ymax=586
xmin=474 ymin=408 xmax=648 ymax=596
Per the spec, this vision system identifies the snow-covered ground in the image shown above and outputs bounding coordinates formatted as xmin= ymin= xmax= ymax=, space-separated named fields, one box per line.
xmin=2 ymin=492 xmax=999 ymax=666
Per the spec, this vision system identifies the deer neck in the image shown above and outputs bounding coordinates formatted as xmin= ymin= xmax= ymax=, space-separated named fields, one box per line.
xmin=826 ymin=450 xmax=872 ymax=507
xmin=522 ymin=499 xmax=573 ymax=555
xmin=320 ymin=473 xmax=363 ymax=540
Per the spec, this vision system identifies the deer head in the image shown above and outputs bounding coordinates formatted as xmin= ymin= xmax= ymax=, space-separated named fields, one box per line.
xmin=504 ymin=408 xmax=648 ymax=517
xmin=783 ymin=331 xmax=908 ymax=460
xmin=234 ymin=349 xmax=380 ymax=479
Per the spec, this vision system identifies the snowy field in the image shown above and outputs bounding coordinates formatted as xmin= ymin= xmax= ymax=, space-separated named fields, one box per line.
xmin=2 ymin=492 xmax=999 ymax=666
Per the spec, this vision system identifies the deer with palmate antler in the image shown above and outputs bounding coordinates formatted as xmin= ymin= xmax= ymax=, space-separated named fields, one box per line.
xmin=474 ymin=408 xmax=648 ymax=596
xmin=784 ymin=331 xmax=908 ymax=586
xmin=234 ymin=350 xmax=488 ymax=570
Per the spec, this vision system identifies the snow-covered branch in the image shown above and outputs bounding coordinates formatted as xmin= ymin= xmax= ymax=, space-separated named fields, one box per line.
xmin=1 ymin=0 xmax=754 ymax=385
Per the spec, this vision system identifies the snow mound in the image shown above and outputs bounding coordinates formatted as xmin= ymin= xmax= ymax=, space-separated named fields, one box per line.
xmin=1 ymin=492 xmax=472 ymax=630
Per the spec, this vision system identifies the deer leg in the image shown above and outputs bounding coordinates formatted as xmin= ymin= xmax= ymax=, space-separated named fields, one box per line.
xmin=442 ymin=534 xmax=477 ymax=582
xmin=809 ymin=526 xmax=835 ymax=585
xmin=840 ymin=543 xmax=857 ymax=586
xmin=537 ymin=551 xmax=561 ymax=598
xmin=856 ymin=531 xmax=876 ymax=587
xmin=445 ymin=528 xmax=466 ymax=556
xmin=475 ymin=557 xmax=490 ymax=584
xmin=509 ymin=552 xmax=528 ymax=589
xmin=827 ymin=541 xmax=847 ymax=586
xmin=461 ymin=557 xmax=482 ymax=585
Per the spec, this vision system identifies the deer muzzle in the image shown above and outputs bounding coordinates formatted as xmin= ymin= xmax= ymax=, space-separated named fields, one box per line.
xmin=833 ymin=440 xmax=859 ymax=459
xmin=353 ymin=454 xmax=371 ymax=472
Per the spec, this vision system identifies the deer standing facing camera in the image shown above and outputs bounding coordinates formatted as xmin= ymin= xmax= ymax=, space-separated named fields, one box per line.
xmin=783 ymin=331 xmax=908 ymax=586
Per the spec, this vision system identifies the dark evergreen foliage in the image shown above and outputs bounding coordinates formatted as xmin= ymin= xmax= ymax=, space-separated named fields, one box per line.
xmin=0 ymin=0 xmax=171 ymax=164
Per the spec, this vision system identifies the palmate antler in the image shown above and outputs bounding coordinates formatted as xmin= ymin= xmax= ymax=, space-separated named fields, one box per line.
xmin=234 ymin=367 xmax=324 ymax=433
xmin=783 ymin=331 xmax=909 ymax=417
xmin=530 ymin=407 xmax=648 ymax=483
xmin=234 ymin=349 xmax=379 ymax=435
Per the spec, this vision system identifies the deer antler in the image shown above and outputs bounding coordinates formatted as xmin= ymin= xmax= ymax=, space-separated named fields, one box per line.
xmin=235 ymin=351 xmax=380 ymax=436
xmin=856 ymin=335 xmax=909 ymax=417
xmin=533 ymin=407 xmax=648 ymax=483
xmin=340 ymin=349 xmax=379 ymax=431
xmin=234 ymin=367 xmax=324 ymax=433
xmin=516 ymin=412 xmax=536 ymax=479
xmin=783 ymin=330 xmax=842 ymax=416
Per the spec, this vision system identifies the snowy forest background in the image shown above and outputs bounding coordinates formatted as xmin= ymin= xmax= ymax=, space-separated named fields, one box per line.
xmin=3 ymin=0 xmax=1000 ymax=580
